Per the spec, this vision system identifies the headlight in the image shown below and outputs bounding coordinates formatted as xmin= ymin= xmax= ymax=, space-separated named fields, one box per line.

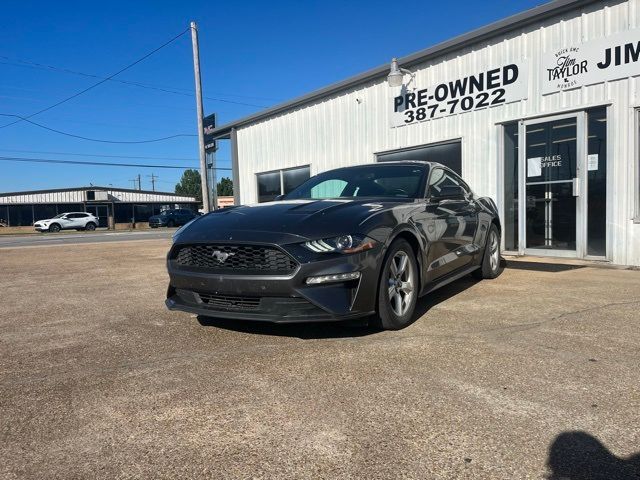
xmin=303 ymin=234 xmax=377 ymax=254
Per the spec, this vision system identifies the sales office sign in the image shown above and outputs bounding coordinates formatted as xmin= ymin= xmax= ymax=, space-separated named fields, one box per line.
xmin=390 ymin=62 xmax=528 ymax=128
xmin=542 ymin=27 xmax=640 ymax=94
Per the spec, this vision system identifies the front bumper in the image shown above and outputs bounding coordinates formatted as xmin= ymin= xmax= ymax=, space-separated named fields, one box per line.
xmin=34 ymin=224 xmax=49 ymax=231
xmin=165 ymin=242 xmax=384 ymax=323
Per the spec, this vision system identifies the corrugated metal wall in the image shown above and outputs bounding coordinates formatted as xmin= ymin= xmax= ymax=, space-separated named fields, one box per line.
xmin=0 ymin=189 xmax=195 ymax=204
xmin=235 ymin=0 xmax=640 ymax=266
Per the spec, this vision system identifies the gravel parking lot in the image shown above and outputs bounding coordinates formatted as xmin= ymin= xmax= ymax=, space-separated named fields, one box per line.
xmin=1 ymin=239 xmax=639 ymax=479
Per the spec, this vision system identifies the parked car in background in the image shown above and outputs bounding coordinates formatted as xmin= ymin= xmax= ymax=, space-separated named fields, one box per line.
xmin=148 ymin=209 xmax=198 ymax=228
xmin=165 ymin=161 xmax=503 ymax=330
xmin=34 ymin=212 xmax=99 ymax=233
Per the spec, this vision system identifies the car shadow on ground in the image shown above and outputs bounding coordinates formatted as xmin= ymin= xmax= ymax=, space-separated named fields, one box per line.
xmin=197 ymin=271 xmax=483 ymax=339
xmin=546 ymin=431 xmax=640 ymax=479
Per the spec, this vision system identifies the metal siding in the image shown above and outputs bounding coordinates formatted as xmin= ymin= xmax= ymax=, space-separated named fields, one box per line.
xmin=0 ymin=189 xmax=196 ymax=204
xmin=235 ymin=0 xmax=640 ymax=265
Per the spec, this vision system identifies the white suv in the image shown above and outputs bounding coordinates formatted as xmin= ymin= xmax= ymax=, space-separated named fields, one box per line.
xmin=34 ymin=212 xmax=99 ymax=233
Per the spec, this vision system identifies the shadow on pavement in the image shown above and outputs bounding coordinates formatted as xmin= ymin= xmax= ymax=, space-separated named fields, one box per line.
xmin=506 ymin=260 xmax=585 ymax=273
xmin=547 ymin=431 xmax=640 ymax=480
xmin=197 ymin=315 xmax=376 ymax=339
xmin=198 ymin=272 xmax=482 ymax=338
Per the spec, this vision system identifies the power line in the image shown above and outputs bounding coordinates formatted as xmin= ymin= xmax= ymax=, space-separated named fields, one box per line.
xmin=0 ymin=113 xmax=197 ymax=143
xmin=0 ymin=27 xmax=190 ymax=130
xmin=0 ymin=155 xmax=232 ymax=170
xmin=0 ymin=56 xmax=279 ymax=104
xmin=0 ymin=148 xmax=202 ymax=162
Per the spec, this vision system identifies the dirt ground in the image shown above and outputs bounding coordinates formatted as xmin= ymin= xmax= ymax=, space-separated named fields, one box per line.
xmin=1 ymin=239 xmax=639 ymax=479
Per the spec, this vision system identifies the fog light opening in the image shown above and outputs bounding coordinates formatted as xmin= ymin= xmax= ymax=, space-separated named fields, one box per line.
xmin=305 ymin=271 xmax=361 ymax=285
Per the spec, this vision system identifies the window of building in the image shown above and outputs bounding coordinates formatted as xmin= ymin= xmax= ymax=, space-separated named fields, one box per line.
xmin=7 ymin=205 xmax=34 ymax=226
xmin=503 ymin=122 xmax=519 ymax=251
xmin=376 ymin=140 xmax=462 ymax=175
xmin=33 ymin=205 xmax=57 ymax=222
xmin=0 ymin=206 xmax=8 ymax=226
xmin=256 ymin=166 xmax=310 ymax=203
xmin=586 ymin=107 xmax=607 ymax=256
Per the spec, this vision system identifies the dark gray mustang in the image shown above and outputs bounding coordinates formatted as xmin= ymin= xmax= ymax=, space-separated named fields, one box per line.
xmin=166 ymin=161 xmax=502 ymax=330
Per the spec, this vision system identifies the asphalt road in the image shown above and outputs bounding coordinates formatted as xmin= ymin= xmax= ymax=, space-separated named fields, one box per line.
xmin=1 ymin=240 xmax=639 ymax=479
xmin=0 ymin=229 xmax=174 ymax=248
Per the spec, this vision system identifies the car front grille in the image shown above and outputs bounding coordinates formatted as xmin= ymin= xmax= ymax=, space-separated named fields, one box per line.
xmin=197 ymin=292 xmax=261 ymax=311
xmin=172 ymin=244 xmax=298 ymax=275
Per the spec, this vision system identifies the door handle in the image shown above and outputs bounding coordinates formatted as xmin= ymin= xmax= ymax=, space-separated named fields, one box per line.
xmin=572 ymin=178 xmax=580 ymax=197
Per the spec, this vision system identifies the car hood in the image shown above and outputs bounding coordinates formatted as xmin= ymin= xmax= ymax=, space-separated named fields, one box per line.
xmin=175 ymin=199 xmax=413 ymax=244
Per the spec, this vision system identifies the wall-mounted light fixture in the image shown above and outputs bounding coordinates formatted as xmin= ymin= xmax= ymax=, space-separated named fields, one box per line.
xmin=387 ymin=58 xmax=415 ymax=87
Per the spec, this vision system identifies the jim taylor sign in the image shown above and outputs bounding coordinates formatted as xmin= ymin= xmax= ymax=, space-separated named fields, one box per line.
xmin=541 ymin=28 xmax=640 ymax=94
xmin=390 ymin=62 xmax=528 ymax=127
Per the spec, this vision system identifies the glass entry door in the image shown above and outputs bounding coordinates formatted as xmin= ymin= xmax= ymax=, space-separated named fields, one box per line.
xmin=523 ymin=114 xmax=585 ymax=256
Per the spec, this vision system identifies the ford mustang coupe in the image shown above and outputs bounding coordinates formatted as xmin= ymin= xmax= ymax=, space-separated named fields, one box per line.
xmin=165 ymin=161 xmax=502 ymax=330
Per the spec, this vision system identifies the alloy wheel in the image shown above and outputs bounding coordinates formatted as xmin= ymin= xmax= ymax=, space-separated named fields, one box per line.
xmin=387 ymin=250 xmax=415 ymax=317
xmin=489 ymin=231 xmax=499 ymax=272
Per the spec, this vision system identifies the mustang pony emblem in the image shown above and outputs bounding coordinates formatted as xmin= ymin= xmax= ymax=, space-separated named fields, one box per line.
xmin=211 ymin=250 xmax=234 ymax=263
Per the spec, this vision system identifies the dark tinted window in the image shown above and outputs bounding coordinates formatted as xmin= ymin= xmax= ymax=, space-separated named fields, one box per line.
xmin=34 ymin=205 xmax=57 ymax=221
xmin=257 ymin=171 xmax=281 ymax=203
xmin=587 ymin=107 xmax=607 ymax=256
xmin=283 ymin=167 xmax=310 ymax=194
xmin=7 ymin=205 xmax=33 ymax=226
xmin=285 ymin=165 xmax=427 ymax=200
xmin=377 ymin=141 xmax=462 ymax=174
xmin=428 ymin=168 xmax=469 ymax=197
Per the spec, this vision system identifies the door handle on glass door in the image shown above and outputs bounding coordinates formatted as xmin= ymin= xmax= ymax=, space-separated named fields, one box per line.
xmin=572 ymin=178 xmax=580 ymax=197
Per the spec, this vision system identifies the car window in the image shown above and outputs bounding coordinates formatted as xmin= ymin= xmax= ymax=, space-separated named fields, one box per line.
xmin=428 ymin=168 xmax=470 ymax=197
xmin=286 ymin=165 xmax=427 ymax=200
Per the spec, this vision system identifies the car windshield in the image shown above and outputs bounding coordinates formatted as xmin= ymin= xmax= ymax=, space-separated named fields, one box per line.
xmin=284 ymin=164 xmax=428 ymax=200
xmin=53 ymin=214 xmax=66 ymax=218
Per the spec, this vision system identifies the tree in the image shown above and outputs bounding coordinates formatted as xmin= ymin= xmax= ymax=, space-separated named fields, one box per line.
xmin=175 ymin=169 xmax=202 ymax=202
xmin=217 ymin=177 xmax=233 ymax=196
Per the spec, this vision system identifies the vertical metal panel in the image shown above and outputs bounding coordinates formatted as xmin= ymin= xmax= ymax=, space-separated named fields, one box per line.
xmin=236 ymin=0 xmax=639 ymax=265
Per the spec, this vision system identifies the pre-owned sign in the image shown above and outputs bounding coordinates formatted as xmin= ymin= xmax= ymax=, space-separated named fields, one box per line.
xmin=542 ymin=28 xmax=640 ymax=94
xmin=390 ymin=62 xmax=528 ymax=128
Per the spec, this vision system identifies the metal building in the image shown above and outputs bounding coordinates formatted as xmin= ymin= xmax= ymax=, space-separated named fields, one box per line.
xmin=0 ymin=186 xmax=198 ymax=228
xmin=209 ymin=0 xmax=640 ymax=267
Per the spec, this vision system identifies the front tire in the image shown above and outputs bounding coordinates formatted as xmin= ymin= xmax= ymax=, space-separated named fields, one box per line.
xmin=372 ymin=239 xmax=419 ymax=330
xmin=473 ymin=224 xmax=502 ymax=279
xmin=48 ymin=223 xmax=61 ymax=233
xmin=166 ymin=220 xmax=175 ymax=228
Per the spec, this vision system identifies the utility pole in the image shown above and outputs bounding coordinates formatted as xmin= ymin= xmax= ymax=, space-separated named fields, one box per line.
xmin=147 ymin=173 xmax=158 ymax=192
xmin=137 ymin=173 xmax=142 ymax=191
xmin=190 ymin=21 xmax=211 ymax=212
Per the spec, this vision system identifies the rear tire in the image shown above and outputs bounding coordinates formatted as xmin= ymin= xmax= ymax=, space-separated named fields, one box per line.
xmin=371 ymin=239 xmax=419 ymax=330
xmin=167 ymin=220 xmax=175 ymax=228
xmin=48 ymin=223 xmax=61 ymax=233
xmin=473 ymin=223 xmax=502 ymax=279
xmin=85 ymin=222 xmax=96 ymax=231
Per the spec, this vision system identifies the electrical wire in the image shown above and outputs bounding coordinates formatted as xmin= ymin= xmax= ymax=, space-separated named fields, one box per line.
xmin=0 ymin=56 xmax=279 ymax=104
xmin=0 ymin=113 xmax=197 ymax=143
xmin=0 ymin=27 xmax=190 ymax=129
xmin=0 ymin=156 xmax=232 ymax=170
xmin=0 ymin=148 xmax=200 ymax=162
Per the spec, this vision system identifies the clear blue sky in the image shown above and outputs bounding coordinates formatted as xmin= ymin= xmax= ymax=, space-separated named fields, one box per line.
xmin=0 ymin=0 xmax=543 ymax=193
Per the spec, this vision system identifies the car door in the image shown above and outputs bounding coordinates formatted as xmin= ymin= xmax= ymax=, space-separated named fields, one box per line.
xmin=60 ymin=213 xmax=78 ymax=229
xmin=422 ymin=168 xmax=479 ymax=279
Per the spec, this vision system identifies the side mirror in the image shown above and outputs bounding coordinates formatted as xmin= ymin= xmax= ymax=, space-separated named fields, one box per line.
xmin=431 ymin=185 xmax=466 ymax=201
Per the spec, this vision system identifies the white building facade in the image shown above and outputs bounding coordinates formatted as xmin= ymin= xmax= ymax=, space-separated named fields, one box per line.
xmin=212 ymin=0 xmax=640 ymax=266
